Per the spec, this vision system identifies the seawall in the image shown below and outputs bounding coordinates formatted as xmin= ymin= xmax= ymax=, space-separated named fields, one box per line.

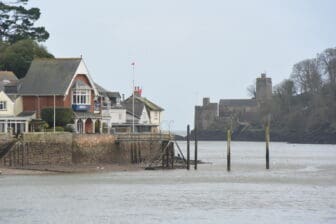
xmin=0 ymin=133 xmax=174 ymax=169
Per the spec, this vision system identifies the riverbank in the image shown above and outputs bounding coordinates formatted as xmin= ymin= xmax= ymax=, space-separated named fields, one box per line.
xmin=180 ymin=128 xmax=336 ymax=144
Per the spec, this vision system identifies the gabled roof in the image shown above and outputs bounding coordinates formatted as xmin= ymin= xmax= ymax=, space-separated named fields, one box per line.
xmin=19 ymin=58 xmax=98 ymax=96
xmin=0 ymin=71 xmax=18 ymax=82
xmin=0 ymin=71 xmax=18 ymax=92
xmin=122 ymin=97 xmax=145 ymax=118
xmin=219 ymin=99 xmax=257 ymax=107
xmin=106 ymin=91 xmax=121 ymax=99
xmin=95 ymin=82 xmax=121 ymax=99
xmin=136 ymin=96 xmax=164 ymax=111
xmin=94 ymin=82 xmax=108 ymax=94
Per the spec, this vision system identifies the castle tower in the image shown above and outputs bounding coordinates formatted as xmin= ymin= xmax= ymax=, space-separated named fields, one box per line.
xmin=195 ymin=97 xmax=218 ymax=131
xmin=256 ymin=73 xmax=272 ymax=101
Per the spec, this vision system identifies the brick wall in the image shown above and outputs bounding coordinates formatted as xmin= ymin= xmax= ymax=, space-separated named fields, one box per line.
xmin=21 ymin=74 xmax=96 ymax=117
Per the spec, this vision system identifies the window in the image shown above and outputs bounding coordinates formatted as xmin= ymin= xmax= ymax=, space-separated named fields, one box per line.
xmin=154 ymin=112 xmax=158 ymax=120
xmin=0 ymin=101 xmax=7 ymax=110
xmin=72 ymin=89 xmax=91 ymax=105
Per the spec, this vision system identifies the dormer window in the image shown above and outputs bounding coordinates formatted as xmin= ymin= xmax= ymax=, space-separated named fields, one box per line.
xmin=0 ymin=101 xmax=7 ymax=111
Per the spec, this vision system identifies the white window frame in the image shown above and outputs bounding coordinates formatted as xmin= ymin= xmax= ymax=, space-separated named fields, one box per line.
xmin=72 ymin=89 xmax=91 ymax=105
xmin=0 ymin=101 xmax=7 ymax=111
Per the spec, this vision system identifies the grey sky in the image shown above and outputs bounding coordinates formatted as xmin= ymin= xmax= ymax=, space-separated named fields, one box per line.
xmin=30 ymin=0 xmax=336 ymax=130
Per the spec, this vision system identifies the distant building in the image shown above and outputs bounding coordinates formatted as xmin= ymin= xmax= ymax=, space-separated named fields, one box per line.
xmin=95 ymin=83 xmax=126 ymax=132
xmin=195 ymin=98 xmax=218 ymax=130
xmin=195 ymin=74 xmax=272 ymax=130
xmin=122 ymin=87 xmax=164 ymax=133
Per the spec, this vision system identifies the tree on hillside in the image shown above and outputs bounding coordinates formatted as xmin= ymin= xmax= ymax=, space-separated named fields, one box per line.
xmin=0 ymin=39 xmax=54 ymax=78
xmin=318 ymin=48 xmax=336 ymax=86
xmin=0 ymin=0 xmax=49 ymax=43
xmin=291 ymin=59 xmax=322 ymax=94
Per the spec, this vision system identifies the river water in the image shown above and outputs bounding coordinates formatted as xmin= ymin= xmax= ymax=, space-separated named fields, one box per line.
xmin=0 ymin=141 xmax=336 ymax=224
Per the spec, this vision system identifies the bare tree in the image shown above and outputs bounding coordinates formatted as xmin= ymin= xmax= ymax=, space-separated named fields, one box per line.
xmin=318 ymin=48 xmax=336 ymax=86
xmin=290 ymin=59 xmax=322 ymax=94
xmin=247 ymin=82 xmax=256 ymax=99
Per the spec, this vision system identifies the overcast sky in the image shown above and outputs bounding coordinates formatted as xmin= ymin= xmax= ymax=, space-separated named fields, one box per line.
xmin=30 ymin=0 xmax=336 ymax=130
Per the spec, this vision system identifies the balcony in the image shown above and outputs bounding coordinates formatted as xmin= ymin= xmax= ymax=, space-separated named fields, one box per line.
xmin=72 ymin=104 xmax=90 ymax=111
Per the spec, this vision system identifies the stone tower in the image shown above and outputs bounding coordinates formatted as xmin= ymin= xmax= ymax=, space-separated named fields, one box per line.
xmin=195 ymin=97 xmax=218 ymax=131
xmin=256 ymin=73 xmax=272 ymax=101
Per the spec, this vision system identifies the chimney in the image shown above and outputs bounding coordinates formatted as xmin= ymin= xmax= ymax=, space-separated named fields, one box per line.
xmin=134 ymin=86 xmax=142 ymax=97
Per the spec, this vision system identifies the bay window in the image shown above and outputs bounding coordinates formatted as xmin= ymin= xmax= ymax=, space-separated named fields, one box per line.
xmin=72 ymin=89 xmax=91 ymax=105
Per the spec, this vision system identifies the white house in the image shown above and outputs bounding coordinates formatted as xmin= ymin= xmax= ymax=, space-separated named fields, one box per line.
xmin=122 ymin=87 xmax=164 ymax=133
xmin=0 ymin=71 xmax=35 ymax=133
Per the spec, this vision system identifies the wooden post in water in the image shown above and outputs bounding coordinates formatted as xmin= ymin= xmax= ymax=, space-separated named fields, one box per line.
xmin=227 ymin=129 xmax=231 ymax=172
xmin=194 ymin=125 xmax=198 ymax=170
xmin=171 ymin=142 xmax=175 ymax=168
xmin=265 ymin=120 xmax=270 ymax=170
xmin=187 ymin=125 xmax=190 ymax=170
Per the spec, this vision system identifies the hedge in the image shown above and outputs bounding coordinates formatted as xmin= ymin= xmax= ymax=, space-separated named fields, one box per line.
xmin=41 ymin=107 xmax=73 ymax=127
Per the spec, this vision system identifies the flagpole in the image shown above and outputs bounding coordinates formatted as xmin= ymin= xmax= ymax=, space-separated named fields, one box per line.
xmin=53 ymin=94 xmax=56 ymax=133
xmin=132 ymin=62 xmax=135 ymax=133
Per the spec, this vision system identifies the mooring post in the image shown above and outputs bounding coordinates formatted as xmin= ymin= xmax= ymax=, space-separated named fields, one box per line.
xmin=171 ymin=142 xmax=175 ymax=168
xmin=194 ymin=126 xmax=198 ymax=170
xmin=187 ymin=124 xmax=190 ymax=170
xmin=227 ymin=129 xmax=231 ymax=171
xmin=265 ymin=121 xmax=270 ymax=169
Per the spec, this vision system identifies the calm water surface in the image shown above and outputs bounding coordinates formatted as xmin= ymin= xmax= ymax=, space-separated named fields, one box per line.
xmin=1 ymin=141 xmax=336 ymax=224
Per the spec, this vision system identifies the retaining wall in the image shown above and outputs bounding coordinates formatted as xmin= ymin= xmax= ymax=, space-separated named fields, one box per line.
xmin=0 ymin=133 xmax=173 ymax=168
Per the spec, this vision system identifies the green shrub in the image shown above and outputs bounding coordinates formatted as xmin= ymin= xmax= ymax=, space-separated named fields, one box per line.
xmin=41 ymin=107 xmax=73 ymax=127
xmin=64 ymin=124 xmax=75 ymax=133
xmin=46 ymin=126 xmax=64 ymax=132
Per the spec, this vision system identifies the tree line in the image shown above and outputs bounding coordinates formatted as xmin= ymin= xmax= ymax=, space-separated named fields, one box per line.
xmin=270 ymin=47 xmax=336 ymax=140
xmin=0 ymin=0 xmax=53 ymax=78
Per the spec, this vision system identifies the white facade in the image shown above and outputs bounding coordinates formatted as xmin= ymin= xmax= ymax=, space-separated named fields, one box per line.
xmin=0 ymin=91 xmax=22 ymax=116
xmin=0 ymin=91 xmax=33 ymax=133
xmin=149 ymin=110 xmax=163 ymax=126
xmin=110 ymin=108 xmax=126 ymax=124
xmin=139 ymin=107 xmax=150 ymax=124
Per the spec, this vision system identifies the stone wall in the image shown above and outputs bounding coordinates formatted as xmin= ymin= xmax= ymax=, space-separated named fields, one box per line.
xmin=1 ymin=133 xmax=72 ymax=167
xmin=72 ymin=134 xmax=117 ymax=164
xmin=1 ymin=133 xmax=173 ymax=168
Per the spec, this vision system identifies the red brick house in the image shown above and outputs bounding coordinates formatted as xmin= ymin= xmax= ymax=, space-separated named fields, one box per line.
xmin=19 ymin=58 xmax=102 ymax=133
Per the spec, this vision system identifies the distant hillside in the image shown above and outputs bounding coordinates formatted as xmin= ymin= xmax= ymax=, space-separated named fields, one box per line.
xmin=193 ymin=47 xmax=336 ymax=144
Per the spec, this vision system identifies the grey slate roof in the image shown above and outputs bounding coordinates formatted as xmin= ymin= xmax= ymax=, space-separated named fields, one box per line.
xmin=19 ymin=58 xmax=82 ymax=95
xmin=122 ymin=96 xmax=164 ymax=120
xmin=219 ymin=99 xmax=257 ymax=107
xmin=0 ymin=71 xmax=18 ymax=82
xmin=122 ymin=97 xmax=145 ymax=118
xmin=95 ymin=82 xmax=121 ymax=99
xmin=0 ymin=71 xmax=18 ymax=92
xmin=17 ymin=111 xmax=36 ymax=117
xmin=106 ymin=91 xmax=121 ymax=99
xmin=94 ymin=82 xmax=108 ymax=94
